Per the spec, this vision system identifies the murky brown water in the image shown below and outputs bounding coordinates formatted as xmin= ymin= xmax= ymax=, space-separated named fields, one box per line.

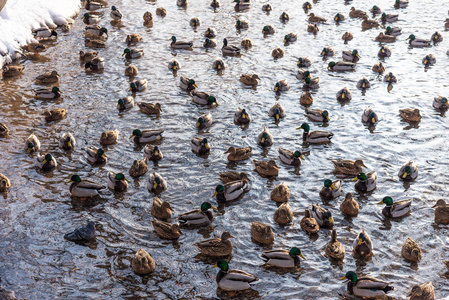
xmin=1 ymin=0 xmax=449 ymax=299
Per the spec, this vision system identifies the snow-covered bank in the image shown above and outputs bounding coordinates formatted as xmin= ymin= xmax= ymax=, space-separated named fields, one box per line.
xmin=0 ymin=0 xmax=80 ymax=67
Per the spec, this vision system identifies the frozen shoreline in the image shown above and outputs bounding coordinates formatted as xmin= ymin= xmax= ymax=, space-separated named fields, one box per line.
xmin=0 ymin=0 xmax=80 ymax=68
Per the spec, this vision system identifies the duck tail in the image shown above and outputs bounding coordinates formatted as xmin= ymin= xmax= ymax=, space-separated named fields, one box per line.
xmin=383 ymin=285 xmax=394 ymax=293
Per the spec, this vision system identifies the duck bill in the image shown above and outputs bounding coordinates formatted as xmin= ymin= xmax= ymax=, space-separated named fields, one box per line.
xmin=352 ymin=177 xmax=358 ymax=181
xmin=261 ymin=138 xmax=265 ymax=143
xmin=205 ymin=143 xmax=210 ymax=149
xmin=211 ymin=206 xmax=217 ymax=210
xmin=242 ymin=114 xmax=246 ymax=118
xmin=173 ymin=66 xmax=178 ymax=70
xmin=213 ymin=191 xmax=218 ymax=197
xmin=377 ymin=200 xmax=384 ymax=204
xmin=217 ymin=65 xmax=221 ymax=70
xmin=196 ymin=122 xmax=200 ymax=127
xmin=300 ymin=155 xmax=305 ymax=160
xmin=103 ymin=154 xmax=107 ymax=158
xmin=129 ymin=134 xmax=135 ymax=138
xmin=424 ymin=60 xmax=428 ymax=65
xmin=27 ymin=148 xmax=31 ymax=154
xmin=212 ymin=263 xmax=218 ymax=268
xmin=153 ymin=182 xmax=158 ymax=189
xmin=124 ymin=178 xmax=130 ymax=182
xmin=42 ymin=159 xmax=48 ymax=165
xmin=68 ymin=141 xmax=72 ymax=148
xmin=339 ymin=276 xmax=347 ymax=280
xmin=300 ymin=253 xmax=306 ymax=260
xmin=402 ymin=172 xmax=408 ymax=178
xmin=328 ymin=217 xmax=334 ymax=224
xmin=331 ymin=184 xmax=336 ymax=189
xmin=341 ymin=93 xmax=345 ymax=99
xmin=275 ymin=114 xmax=280 ymax=120
xmin=432 ymin=203 xmax=438 ymax=208
xmin=154 ymin=150 xmax=159 ymax=155
xmin=193 ymin=84 xmax=198 ymax=88
xmin=358 ymin=238 xmax=362 ymax=245
xmin=371 ymin=117 xmax=375 ymax=123
xmin=67 ymin=179 xmax=73 ymax=183
xmin=117 ymin=104 xmax=121 ymax=109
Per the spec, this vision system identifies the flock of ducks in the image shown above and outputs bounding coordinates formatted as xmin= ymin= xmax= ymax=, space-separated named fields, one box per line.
xmin=1 ymin=0 xmax=449 ymax=299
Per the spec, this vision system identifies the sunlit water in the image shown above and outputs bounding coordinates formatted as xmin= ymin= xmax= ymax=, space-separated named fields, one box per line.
xmin=1 ymin=0 xmax=449 ymax=299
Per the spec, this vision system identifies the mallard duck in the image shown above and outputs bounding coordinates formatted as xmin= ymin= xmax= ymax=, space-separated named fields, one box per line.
xmin=214 ymin=180 xmax=248 ymax=202
xmin=342 ymin=50 xmax=360 ymax=63
xmin=274 ymin=202 xmax=293 ymax=225
xmin=156 ymin=7 xmax=167 ymax=17
xmin=305 ymin=108 xmax=329 ymax=122
xmin=353 ymin=172 xmax=377 ymax=192
xmin=379 ymin=196 xmax=411 ymax=218
xmin=269 ymin=102 xmax=286 ymax=121
xmin=261 ymin=247 xmax=305 ymax=268
xmin=85 ymin=56 xmax=104 ymax=71
xmin=0 ymin=173 xmax=10 ymax=192
xmin=385 ymin=26 xmax=401 ymax=36
xmin=336 ymin=87 xmax=352 ymax=101
xmin=125 ymin=34 xmax=142 ymax=45
xmin=340 ymin=192 xmax=359 ymax=216
xmin=130 ymin=129 xmax=163 ymax=144
xmin=297 ymin=57 xmax=311 ymax=68
xmin=431 ymin=31 xmax=443 ymax=43
xmin=180 ymin=76 xmax=197 ymax=91
xmin=195 ymin=232 xmax=234 ymax=256
xmin=303 ymin=1 xmax=312 ymax=10
xmin=297 ymin=69 xmax=311 ymax=80
xmin=384 ymin=72 xmax=397 ymax=83
xmin=129 ymin=158 xmax=148 ymax=177
xmin=213 ymin=59 xmax=226 ymax=70
xmin=361 ymin=16 xmax=379 ymax=29
xmin=100 ymin=129 xmax=119 ymax=145
xmin=357 ymin=77 xmax=371 ymax=89
xmin=326 ymin=229 xmax=345 ymax=259
xmin=107 ymin=172 xmax=128 ymax=192
xmin=117 ymin=96 xmax=134 ymax=110
xmin=272 ymin=47 xmax=284 ymax=58
xmin=303 ymin=77 xmax=320 ymax=89
xmin=262 ymin=3 xmax=272 ymax=11
xmin=64 ymin=221 xmax=95 ymax=242
xmin=408 ymin=282 xmax=434 ymax=300
xmin=311 ymin=203 xmax=334 ymax=228
xmin=433 ymin=96 xmax=449 ymax=110
xmin=85 ymin=0 xmax=104 ymax=11
xmin=407 ymin=35 xmax=431 ymax=47
xmin=85 ymin=39 xmax=106 ymax=48
xmin=300 ymin=209 xmax=319 ymax=234
xmin=43 ymin=108 xmax=67 ymax=122
xmin=398 ymin=161 xmax=418 ymax=181
xmin=234 ymin=108 xmax=251 ymax=125
xmin=394 ymin=0 xmax=409 ymax=8
xmin=262 ymin=25 xmax=275 ymax=35
xmin=235 ymin=19 xmax=249 ymax=30
xmin=218 ymin=171 xmax=249 ymax=184
xmin=381 ymin=13 xmax=398 ymax=23
xmin=308 ymin=13 xmax=326 ymax=23
xmin=378 ymin=46 xmax=392 ymax=58
xmin=143 ymin=12 xmax=153 ymax=24
xmin=122 ymin=48 xmax=143 ymax=59
xmin=168 ymin=60 xmax=181 ymax=71
xmin=254 ymin=159 xmax=279 ymax=177
xmin=196 ymin=113 xmax=213 ymax=129
xmin=0 ymin=123 xmax=9 ymax=138
xmin=211 ymin=0 xmax=220 ymax=8
xmin=341 ymin=271 xmax=394 ymax=298
xmin=21 ymin=43 xmax=47 ymax=53
xmin=86 ymin=146 xmax=107 ymax=165
xmin=423 ymin=54 xmax=436 ymax=66
xmin=239 ymin=74 xmax=259 ymax=86
xmin=334 ymin=13 xmax=345 ymax=22
xmin=353 ymin=229 xmax=373 ymax=257
xmin=432 ymin=199 xmax=449 ymax=224
xmin=278 ymin=147 xmax=304 ymax=167
xmin=151 ymin=197 xmax=172 ymax=220
xmin=370 ymin=5 xmax=382 ymax=14
xmin=34 ymin=86 xmax=61 ymax=99
xmin=308 ymin=24 xmax=319 ymax=34
xmin=222 ymin=38 xmax=241 ymax=55
xmin=250 ymin=221 xmax=274 ymax=244
xmin=144 ymin=145 xmax=163 ymax=161
xmin=284 ymin=33 xmax=297 ymax=44
xmin=79 ymin=50 xmax=97 ymax=62
xmin=191 ymin=137 xmax=210 ymax=154
xmin=328 ymin=61 xmax=355 ymax=71
xmin=35 ymin=71 xmax=59 ymax=84
xmin=82 ymin=13 xmax=99 ymax=25
xmin=401 ymin=237 xmax=422 ymax=262
xmin=110 ymin=6 xmax=123 ymax=20
xmin=132 ymin=248 xmax=155 ymax=275
xmin=205 ymin=27 xmax=217 ymax=38
xmin=257 ymin=127 xmax=273 ymax=147
xmin=298 ymin=123 xmax=333 ymax=144
xmin=372 ymin=62 xmax=385 ymax=74
xmin=58 ymin=132 xmax=76 ymax=150
xmin=332 ymin=159 xmax=366 ymax=175
xmin=148 ymin=172 xmax=167 ymax=194
xmin=203 ymin=38 xmax=217 ymax=48
xmin=2 ymin=65 xmax=24 ymax=77
xmin=68 ymin=174 xmax=105 ymax=197
xmin=190 ymin=17 xmax=201 ymax=27
xmin=280 ymin=12 xmax=289 ymax=22
xmin=213 ymin=260 xmax=258 ymax=291
xmin=399 ymin=109 xmax=421 ymax=122
xmin=349 ymin=7 xmax=367 ymax=18
xmin=225 ymin=146 xmax=252 ymax=162
xmin=319 ymin=179 xmax=342 ymax=200
xmin=129 ymin=79 xmax=147 ymax=92
xmin=138 ymin=102 xmax=161 ymax=115
xmin=24 ymin=133 xmax=41 ymax=153
xmin=234 ymin=0 xmax=251 ymax=10
xmin=151 ymin=219 xmax=181 ymax=239
xmin=170 ymin=36 xmax=193 ymax=50
xmin=85 ymin=25 xmax=108 ymax=38
xmin=177 ymin=0 xmax=187 ymax=7
xmin=271 ymin=182 xmax=290 ymax=203
xmin=300 ymin=91 xmax=314 ymax=106
xmin=32 ymin=27 xmax=57 ymax=39
xmin=179 ymin=202 xmax=216 ymax=226
xmin=342 ymin=32 xmax=353 ymax=43
xmin=192 ymin=91 xmax=218 ymax=106
xmin=361 ymin=107 xmax=378 ymax=124
xmin=320 ymin=47 xmax=335 ymax=57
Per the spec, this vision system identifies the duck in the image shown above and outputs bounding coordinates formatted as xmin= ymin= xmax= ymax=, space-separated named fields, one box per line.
xmin=394 ymin=0 xmax=409 ymax=8
xmin=298 ymin=123 xmax=333 ymax=144
xmin=342 ymin=32 xmax=353 ymax=43
xmin=122 ymin=48 xmax=143 ymax=59
xmin=378 ymin=46 xmax=392 ymax=58
xmin=401 ymin=237 xmax=422 ymax=262
xmin=68 ymin=174 xmax=105 ymax=198
xmin=35 ymin=71 xmax=59 ymax=84
xmin=353 ymin=229 xmax=373 ymax=257
xmin=84 ymin=39 xmax=106 ymax=48
xmin=407 ymin=34 xmax=431 ymax=47
xmin=225 ymin=146 xmax=252 ymax=162
xmin=262 ymin=25 xmax=275 ymax=35
xmin=239 ymin=74 xmax=259 ymax=86
xmin=213 ymin=59 xmax=225 ymax=70
xmin=297 ymin=57 xmax=311 ymax=68
xmin=349 ymin=7 xmax=366 ymax=18
xmin=257 ymin=127 xmax=273 ymax=147
xmin=117 ymin=96 xmax=134 ymax=110
xmin=211 ymin=0 xmax=220 ymax=8
xmin=336 ymin=87 xmax=352 ymax=101
xmin=143 ymin=12 xmax=153 ymax=24
xmin=58 ymin=132 xmax=76 ymax=150
xmin=407 ymin=282 xmax=434 ymax=300
xmin=196 ymin=113 xmax=212 ymax=129
xmin=151 ymin=219 xmax=181 ymax=240
xmin=156 ymin=7 xmax=167 ymax=17
xmin=43 ymin=108 xmax=67 ymax=122
xmin=148 ymin=172 xmax=167 ymax=194
xmin=254 ymin=159 xmax=279 ymax=177
xmin=357 ymin=77 xmax=371 ymax=89
xmin=21 ymin=43 xmax=47 ymax=54
xmin=177 ymin=0 xmax=187 ymax=6
xmin=272 ymin=47 xmax=284 ymax=58
xmin=342 ymin=49 xmax=360 ymax=63
xmin=361 ymin=16 xmax=379 ymax=29
xmin=334 ymin=13 xmax=345 ymax=22
xmin=170 ymin=36 xmax=193 ymax=50
xmin=300 ymin=91 xmax=314 ymax=105
xmin=32 ymin=27 xmax=57 ymax=39
xmin=205 ymin=27 xmax=217 ymax=38
xmin=168 ymin=60 xmax=181 ymax=71
xmin=250 ymin=221 xmax=274 ymax=244
xmin=129 ymin=79 xmax=147 ymax=92
xmin=384 ymin=72 xmax=397 ymax=83
xmin=86 ymin=146 xmax=107 ymax=165
xmin=218 ymin=171 xmax=249 ymax=184
xmin=179 ymin=202 xmax=216 ymax=226
xmin=0 ymin=123 xmax=9 ymax=138
xmin=279 ymin=12 xmax=289 ymax=22
xmin=130 ymin=129 xmax=163 ymax=144
xmin=432 ymin=199 xmax=449 ymax=224
xmin=136 ymin=102 xmax=161 ymax=116
xmin=296 ymin=69 xmax=311 ymax=80
xmin=300 ymin=209 xmax=319 ymax=234
xmin=107 ymin=172 xmax=128 ymax=192
xmin=308 ymin=24 xmax=319 ymax=34
xmin=284 ymin=33 xmax=297 ymax=44
xmin=34 ymin=86 xmax=62 ymax=99
xmin=303 ymin=1 xmax=312 ymax=10
xmin=85 ymin=56 xmax=104 ymax=71
xmin=235 ymin=20 xmax=249 ymax=29
xmin=203 ymin=38 xmax=217 ymax=48
xmin=269 ymin=103 xmax=286 ymax=121
xmin=234 ymin=0 xmax=251 ymax=10
xmin=319 ymin=179 xmax=342 ymax=200
xmin=311 ymin=204 xmax=334 ymax=228
xmin=131 ymin=248 xmax=155 ymax=275
xmin=423 ymin=54 xmax=436 ymax=66
xmin=332 ymin=159 xmax=366 ymax=175
xmin=82 ymin=13 xmax=99 ymax=25
xmin=398 ymin=161 xmax=418 ymax=181
xmin=191 ymin=137 xmax=210 ymax=154
xmin=0 ymin=173 xmax=11 ymax=192
xmin=320 ymin=47 xmax=335 ymax=57
xmin=100 ymin=129 xmax=119 ymax=145
xmin=85 ymin=25 xmax=108 ymax=38
xmin=303 ymin=77 xmax=320 ymax=89
xmin=262 ymin=4 xmax=272 ymax=11
xmin=385 ymin=26 xmax=402 ymax=36
xmin=261 ymin=247 xmax=305 ymax=268
xmin=24 ymin=133 xmax=41 ymax=153
xmin=433 ymin=96 xmax=449 ymax=110
xmin=381 ymin=13 xmax=398 ymax=23
xmin=222 ymin=38 xmax=241 ymax=55
xmin=328 ymin=61 xmax=355 ymax=71
xmin=274 ymin=202 xmax=293 ymax=225
xmin=326 ymin=229 xmax=345 ymax=259
xmin=278 ymin=148 xmax=304 ymax=166
xmin=234 ymin=108 xmax=251 ymax=125
xmin=2 ymin=65 xmax=24 ymax=77
xmin=214 ymin=179 xmax=248 ymax=202
xmin=190 ymin=17 xmax=201 ymax=27
xmin=353 ymin=172 xmax=377 ymax=192
xmin=362 ymin=107 xmax=378 ymax=124
xmin=340 ymin=192 xmax=359 ymax=216
xmin=180 ymin=76 xmax=197 ymax=91
xmin=308 ymin=13 xmax=326 ymax=23
xmin=379 ymin=196 xmax=411 ymax=218
xmin=110 ymin=6 xmax=123 ymax=20
xmin=431 ymin=31 xmax=443 ymax=43
xmin=372 ymin=62 xmax=385 ymax=74
xmin=370 ymin=5 xmax=382 ymax=14
xmin=341 ymin=271 xmax=394 ymax=298
xmin=271 ymin=182 xmax=290 ymax=203
xmin=129 ymin=158 xmax=148 ymax=177
xmin=213 ymin=260 xmax=258 ymax=291
xmin=85 ymin=0 xmax=104 ymax=11
xmin=79 ymin=50 xmax=97 ymax=62
xmin=399 ymin=109 xmax=421 ymax=122
xmin=151 ymin=197 xmax=172 ymax=220
xmin=144 ymin=145 xmax=163 ymax=161
xmin=195 ymin=232 xmax=234 ymax=257
xmin=64 ymin=221 xmax=95 ymax=242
